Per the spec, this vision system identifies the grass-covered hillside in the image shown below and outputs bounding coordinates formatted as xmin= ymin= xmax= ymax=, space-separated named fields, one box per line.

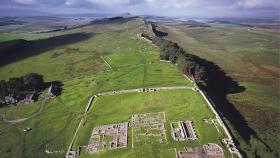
xmin=0 ymin=18 xmax=198 ymax=158
xmin=156 ymin=22 xmax=279 ymax=157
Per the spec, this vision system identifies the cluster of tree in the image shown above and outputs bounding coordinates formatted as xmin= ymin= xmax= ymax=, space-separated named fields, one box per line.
xmin=151 ymin=36 xmax=208 ymax=87
xmin=151 ymin=24 xmax=168 ymax=37
xmin=0 ymin=73 xmax=45 ymax=102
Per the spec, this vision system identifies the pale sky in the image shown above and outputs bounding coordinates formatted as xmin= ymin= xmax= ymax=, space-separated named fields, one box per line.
xmin=0 ymin=0 xmax=279 ymax=17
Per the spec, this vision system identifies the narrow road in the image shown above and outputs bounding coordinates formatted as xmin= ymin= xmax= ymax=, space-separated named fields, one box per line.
xmin=1 ymin=96 xmax=47 ymax=124
xmin=95 ymin=86 xmax=193 ymax=97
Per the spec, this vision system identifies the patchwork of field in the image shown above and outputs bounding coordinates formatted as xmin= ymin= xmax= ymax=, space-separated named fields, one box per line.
xmin=0 ymin=18 xmax=194 ymax=158
xmin=0 ymin=16 xmax=95 ymax=33
xmin=73 ymin=90 xmax=230 ymax=158
xmin=157 ymin=22 xmax=280 ymax=157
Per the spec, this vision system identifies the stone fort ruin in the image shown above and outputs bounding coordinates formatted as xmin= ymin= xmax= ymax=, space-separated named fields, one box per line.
xmin=87 ymin=122 xmax=128 ymax=154
xmin=171 ymin=121 xmax=197 ymax=141
xmin=177 ymin=143 xmax=225 ymax=158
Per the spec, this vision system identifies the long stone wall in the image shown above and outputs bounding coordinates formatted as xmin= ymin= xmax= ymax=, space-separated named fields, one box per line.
xmin=199 ymin=89 xmax=242 ymax=158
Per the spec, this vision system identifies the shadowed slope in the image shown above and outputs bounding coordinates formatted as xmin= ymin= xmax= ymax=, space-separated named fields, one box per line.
xmin=193 ymin=55 xmax=272 ymax=157
xmin=0 ymin=32 xmax=92 ymax=67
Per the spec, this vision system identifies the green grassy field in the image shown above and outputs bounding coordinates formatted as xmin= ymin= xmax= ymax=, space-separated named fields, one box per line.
xmin=0 ymin=105 xmax=14 ymax=120
xmin=0 ymin=18 xmax=210 ymax=158
xmin=158 ymin=23 xmax=280 ymax=157
xmin=74 ymin=90 xmax=230 ymax=158
xmin=16 ymin=100 xmax=40 ymax=119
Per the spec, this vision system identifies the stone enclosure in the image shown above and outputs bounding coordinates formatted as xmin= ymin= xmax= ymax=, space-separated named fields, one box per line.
xmin=132 ymin=112 xmax=167 ymax=146
xmin=87 ymin=122 xmax=128 ymax=154
xmin=177 ymin=143 xmax=225 ymax=158
xmin=171 ymin=121 xmax=197 ymax=141
xmin=81 ymin=112 xmax=227 ymax=158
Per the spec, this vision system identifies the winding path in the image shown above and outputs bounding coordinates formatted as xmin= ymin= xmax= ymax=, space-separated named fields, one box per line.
xmin=1 ymin=96 xmax=48 ymax=124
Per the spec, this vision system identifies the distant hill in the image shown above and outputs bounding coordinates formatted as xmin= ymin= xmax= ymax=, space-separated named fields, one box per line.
xmin=0 ymin=19 xmax=27 ymax=26
xmin=182 ymin=20 xmax=210 ymax=27
xmin=208 ymin=18 xmax=280 ymax=29
xmin=208 ymin=20 xmax=253 ymax=27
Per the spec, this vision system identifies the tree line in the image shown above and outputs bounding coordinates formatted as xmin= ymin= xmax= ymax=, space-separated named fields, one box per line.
xmin=0 ymin=73 xmax=45 ymax=102
xmin=151 ymin=36 xmax=208 ymax=88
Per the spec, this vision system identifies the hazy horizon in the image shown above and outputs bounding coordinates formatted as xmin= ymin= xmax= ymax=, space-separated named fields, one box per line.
xmin=0 ymin=0 xmax=279 ymax=18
